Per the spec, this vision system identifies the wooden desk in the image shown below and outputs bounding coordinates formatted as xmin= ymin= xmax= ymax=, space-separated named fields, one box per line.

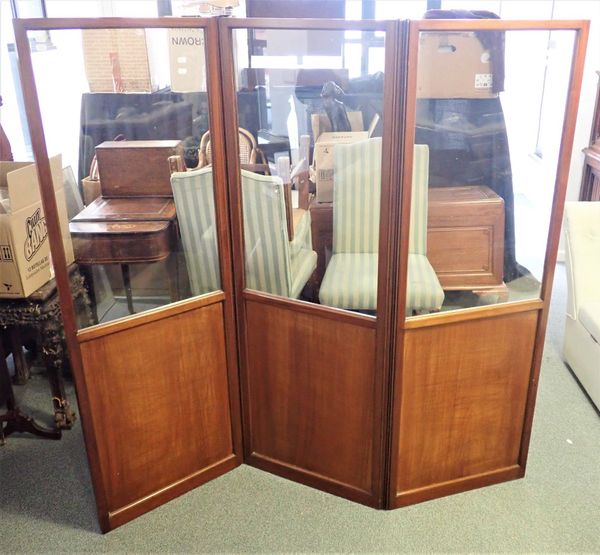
xmin=309 ymin=185 xmax=505 ymax=295
xmin=70 ymin=197 xmax=179 ymax=317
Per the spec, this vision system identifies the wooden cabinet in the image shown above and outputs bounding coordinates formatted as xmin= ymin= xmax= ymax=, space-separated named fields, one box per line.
xmin=14 ymin=16 xmax=589 ymax=533
xmin=427 ymin=185 xmax=504 ymax=290
xmin=580 ymin=71 xmax=600 ymax=201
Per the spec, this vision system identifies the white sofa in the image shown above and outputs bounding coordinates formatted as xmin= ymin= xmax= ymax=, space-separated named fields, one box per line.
xmin=563 ymin=202 xmax=600 ymax=410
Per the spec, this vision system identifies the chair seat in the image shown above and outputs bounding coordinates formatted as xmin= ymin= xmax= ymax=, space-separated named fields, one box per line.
xmin=319 ymin=252 xmax=444 ymax=313
xmin=319 ymin=253 xmax=378 ymax=310
xmin=406 ymin=253 xmax=445 ymax=315
xmin=579 ymin=301 xmax=600 ymax=343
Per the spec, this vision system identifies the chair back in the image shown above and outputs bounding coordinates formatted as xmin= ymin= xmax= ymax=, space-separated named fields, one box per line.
xmin=241 ymin=169 xmax=292 ymax=296
xmin=332 ymin=137 xmax=382 ymax=255
xmin=332 ymin=139 xmax=430 ymax=256
xmin=564 ymin=201 xmax=600 ymax=318
xmin=408 ymin=144 xmax=430 ymax=255
xmin=170 ymin=166 xmax=221 ymax=296
xmin=199 ymin=127 xmax=260 ymax=167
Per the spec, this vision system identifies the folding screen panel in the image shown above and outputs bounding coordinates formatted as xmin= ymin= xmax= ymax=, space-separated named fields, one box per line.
xmin=14 ymin=17 xmax=242 ymax=531
xmin=389 ymin=19 xmax=589 ymax=507
xmin=218 ymin=18 xmax=402 ymax=507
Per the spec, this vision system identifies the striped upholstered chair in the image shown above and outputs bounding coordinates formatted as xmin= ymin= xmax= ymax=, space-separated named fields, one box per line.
xmin=319 ymin=139 xmax=444 ymax=314
xmin=170 ymin=165 xmax=221 ymax=296
xmin=241 ymin=169 xmax=316 ymax=298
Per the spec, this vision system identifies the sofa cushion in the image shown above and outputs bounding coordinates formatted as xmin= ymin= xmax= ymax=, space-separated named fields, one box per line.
xmin=579 ymin=301 xmax=600 ymax=344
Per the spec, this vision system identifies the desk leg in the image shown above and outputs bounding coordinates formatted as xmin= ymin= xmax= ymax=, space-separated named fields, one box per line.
xmin=79 ymin=265 xmax=99 ymax=325
xmin=121 ymin=264 xmax=135 ymax=314
xmin=167 ymin=253 xmax=180 ymax=303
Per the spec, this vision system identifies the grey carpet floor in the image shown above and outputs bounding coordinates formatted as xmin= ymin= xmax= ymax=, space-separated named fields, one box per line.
xmin=1 ymin=263 xmax=599 ymax=553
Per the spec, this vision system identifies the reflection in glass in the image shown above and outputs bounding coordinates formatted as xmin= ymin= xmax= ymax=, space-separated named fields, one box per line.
xmin=408 ymin=29 xmax=575 ymax=316
xmin=233 ymin=28 xmax=386 ymax=315
xmin=26 ymin=27 xmax=220 ymax=329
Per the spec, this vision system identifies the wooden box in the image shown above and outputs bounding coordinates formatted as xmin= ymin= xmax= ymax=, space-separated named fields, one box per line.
xmin=427 ymin=185 xmax=504 ymax=289
xmin=95 ymin=140 xmax=183 ymax=198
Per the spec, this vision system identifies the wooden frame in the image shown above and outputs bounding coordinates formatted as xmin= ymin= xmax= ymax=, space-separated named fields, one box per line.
xmin=218 ymin=17 xmax=402 ymax=507
xmin=13 ymin=17 xmax=243 ymax=531
xmin=389 ymin=19 xmax=589 ymax=507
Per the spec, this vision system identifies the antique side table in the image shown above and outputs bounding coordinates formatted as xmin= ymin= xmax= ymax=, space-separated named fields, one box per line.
xmin=0 ymin=265 xmax=92 ymax=434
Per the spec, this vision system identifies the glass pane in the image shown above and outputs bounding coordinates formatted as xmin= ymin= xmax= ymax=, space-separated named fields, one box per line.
xmin=407 ymin=29 xmax=575 ymax=317
xmin=232 ymin=26 xmax=386 ymax=316
xmin=24 ymin=26 xmax=220 ymax=329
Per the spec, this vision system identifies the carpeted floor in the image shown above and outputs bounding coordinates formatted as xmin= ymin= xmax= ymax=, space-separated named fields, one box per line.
xmin=1 ymin=263 xmax=599 ymax=553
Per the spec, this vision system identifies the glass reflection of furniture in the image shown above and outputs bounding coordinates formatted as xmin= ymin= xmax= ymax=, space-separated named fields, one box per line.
xmin=78 ymin=92 xmax=199 ymax=183
xmin=70 ymin=141 xmax=182 ymax=319
xmin=319 ymin=140 xmax=443 ymax=314
xmin=198 ymin=127 xmax=269 ymax=174
xmin=170 ymin=164 xmax=221 ymax=296
xmin=427 ymin=185 xmax=507 ymax=300
xmin=241 ymin=170 xmax=316 ymax=299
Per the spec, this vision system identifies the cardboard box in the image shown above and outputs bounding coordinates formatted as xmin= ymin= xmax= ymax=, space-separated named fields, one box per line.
xmin=313 ymin=131 xmax=368 ymax=203
xmin=417 ymin=32 xmax=497 ymax=99
xmin=168 ymin=28 xmax=207 ymax=93
xmin=0 ymin=155 xmax=74 ymax=299
xmin=311 ymin=111 xmax=364 ymax=142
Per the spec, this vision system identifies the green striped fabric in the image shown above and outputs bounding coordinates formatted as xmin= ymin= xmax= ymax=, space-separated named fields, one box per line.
xmin=290 ymin=248 xmax=318 ymax=299
xmin=406 ymin=253 xmax=444 ymax=314
xmin=332 ymin=137 xmax=382 ymax=255
xmin=241 ymin=170 xmax=316 ymax=298
xmin=171 ymin=166 xmax=221 ymax=296
xmin=319 ymin=140 xmax=443 ymax=313
xmin=290 ymin=210 xmax=313 ymax=257
xmin=319 ymin=253 xmax=378 ymax=310
xmin=409 ymin=145 xmax=430 ymax=255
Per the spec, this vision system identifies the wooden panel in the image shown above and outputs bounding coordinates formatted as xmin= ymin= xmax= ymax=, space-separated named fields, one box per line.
xmin=244 ymin=298 xmax=377 ymax=500
xmin=79 ymin=301 xmax=235 ymax=525
xmin=395 ymin=310 xmax=538 ymax=502
xmin=428 ymin=227 xmax=493 ymax=273
xmin=427 ymin=185 xmax=504 ymax=288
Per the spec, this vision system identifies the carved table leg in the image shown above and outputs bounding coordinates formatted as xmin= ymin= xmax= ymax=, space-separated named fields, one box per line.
xmin=79 ymin=264 xmax=99 ymax=325
xmin=46 ymin=360 xmax=76 ymax=430
xmin=0 ymin=339 xmax=61 ymax=443
xmin=40 ymin=318 xmax=76 ymax=430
